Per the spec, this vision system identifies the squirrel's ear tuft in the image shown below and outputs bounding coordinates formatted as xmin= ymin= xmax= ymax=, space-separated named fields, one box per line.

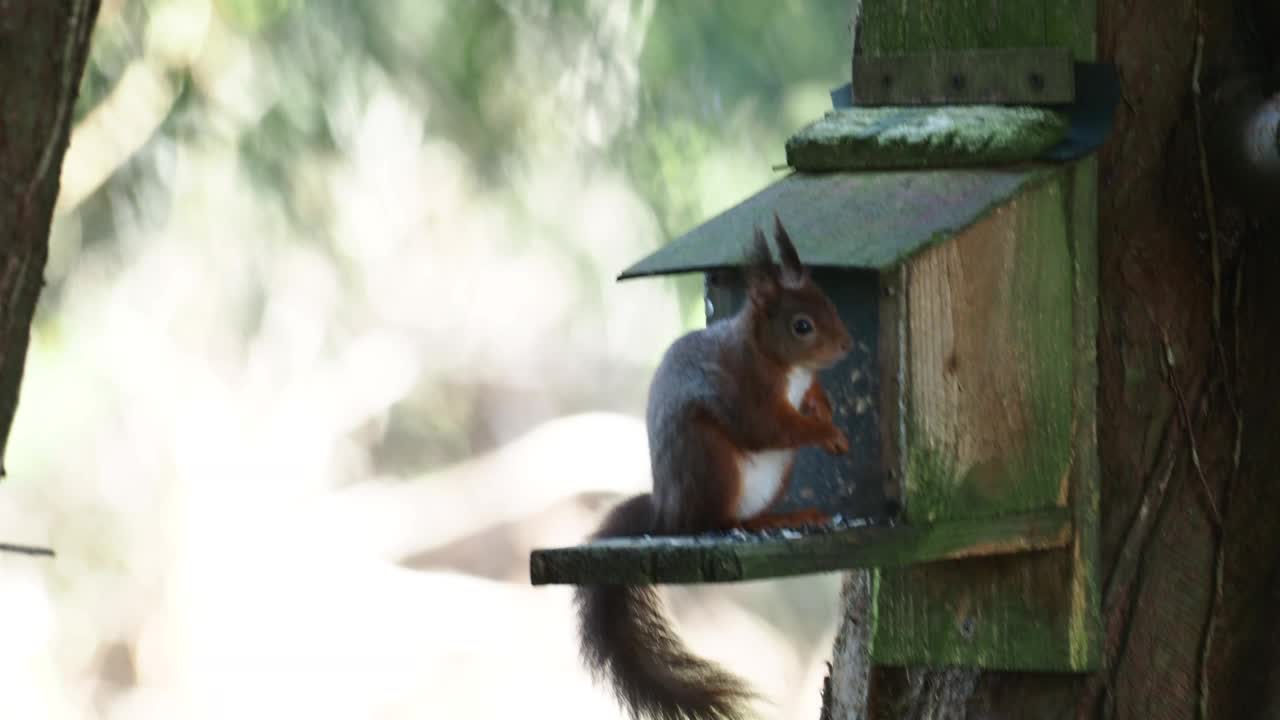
xmin=746 ymin=224 xmax=779 ymax=306
xmin=773 ymin=212 xmax=807 ymax=288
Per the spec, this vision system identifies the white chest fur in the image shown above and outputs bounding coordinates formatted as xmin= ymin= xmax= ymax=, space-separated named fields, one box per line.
xmin=785 ymin=368 xmax=813 ymax=409
xmin=735 ymin=368 xmax=813 ymax=520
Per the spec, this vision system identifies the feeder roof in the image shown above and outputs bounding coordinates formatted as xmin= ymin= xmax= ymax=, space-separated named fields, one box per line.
xmin=618 ymin=166 xmax=1053 ymax=280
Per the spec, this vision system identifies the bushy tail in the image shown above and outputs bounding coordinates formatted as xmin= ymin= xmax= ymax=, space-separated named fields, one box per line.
xmin=575 ymin=494 xmax=753 ymax=720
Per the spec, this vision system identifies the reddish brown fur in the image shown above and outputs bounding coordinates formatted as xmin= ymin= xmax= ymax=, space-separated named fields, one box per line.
xmin=575 ymin=214 xmax=852 ymax=720
xmin=802 ymin=378 xmax=834 ymax=423
xmin=734 ymin=377 xmax=839 ymax=532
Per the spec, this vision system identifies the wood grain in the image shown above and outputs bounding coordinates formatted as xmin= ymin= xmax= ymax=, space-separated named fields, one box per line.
xmin=871 ymin=169 xmax=1099 ymax=671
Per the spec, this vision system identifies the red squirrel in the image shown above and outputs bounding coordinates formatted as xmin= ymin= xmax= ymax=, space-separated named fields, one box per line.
xmin=576 ymin=214 xmax=852 ymax=720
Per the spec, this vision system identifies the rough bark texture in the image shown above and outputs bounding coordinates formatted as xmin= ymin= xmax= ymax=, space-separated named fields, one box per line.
xmin=0 ymin=0 xmax=100 ymax=475
xmin=843 ymin=0 xmax=1280 ymax=718
xmin=826 ymin=571 xmax=874 ymax=719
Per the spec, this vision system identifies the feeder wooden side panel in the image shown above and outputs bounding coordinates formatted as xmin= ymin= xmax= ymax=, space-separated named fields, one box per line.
xmin=903 ymin=173 xmax=1073 ymax=523
xmin=871 ymin=548 xmax=1083 ymax=669
xmin=871 ymin=169 xmax=1099 ymax=671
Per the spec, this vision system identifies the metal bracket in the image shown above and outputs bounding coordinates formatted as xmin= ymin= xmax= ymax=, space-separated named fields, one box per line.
xmin=852 ymin=47 xmax=1075 ymax=106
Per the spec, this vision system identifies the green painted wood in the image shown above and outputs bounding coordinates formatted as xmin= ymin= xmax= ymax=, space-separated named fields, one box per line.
xmin=869 ymin=167 xmax=1099 ymax=671
xmin=1045 ymin=0 xmax=1097 ymax=61
xmin=1065 ymin=154 xmax=1101 ymax=670
xmin=869 ymin=543 xmax=1086 ymax=670
xmin=860 ymin=0 xmax=1049 ymax=56
xmin=850 ymin=48 xmax=1074 ymax=106
xmin=856 ymin=0 xmax=1100 ymax=674
xmin=529 ymin=509 xmax=1071 ymax=586
xmin=904 ymin=174 xmax=1074 ymax=523
xmin=859 ymin=0 xmax=905 ymax=56
xmin=616 ymin=167 xmax=1052 ymax=280
xmin=785 ymin=107 xmax=1069 ymax=172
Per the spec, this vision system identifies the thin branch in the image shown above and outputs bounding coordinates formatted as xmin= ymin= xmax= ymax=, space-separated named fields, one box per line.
xmin=1081 ymin=383 xmax=1193 ymax=717
xmin=1105 ymin=452 xmax=1177 ymax=685
xmin=1191 ymin=31 xmax=1222 ymax=334
xmin=1197 ymin=212 xmax=1247 ymax=720
xmin=1101 ymin=419 xmax=1180 ymax=610
xmin=1189 ymin=17 xmax=1246 ymax=718
xmin=1161 ymin=330 xmax=1221 ymax=526
xmin=0 ymin=542 xmax=54 ymax=557
xmin=1198 ymin=526 xmax=1226 ymax=720
xmin=1231 ymin=251 xmax=1245 ymax=474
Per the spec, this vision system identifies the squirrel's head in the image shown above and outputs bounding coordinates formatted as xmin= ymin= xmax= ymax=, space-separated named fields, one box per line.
xmin=744 ymin=213 xmax=853 ymax=370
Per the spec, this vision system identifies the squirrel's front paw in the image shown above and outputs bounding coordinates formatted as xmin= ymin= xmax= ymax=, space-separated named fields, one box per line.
xmin=800 ymin=384 xmax=835 ymax=422
xmin=823 ymin=428 xmax=849 ymax=455
xmin=803 ymin=395 xmax=833 ymax=423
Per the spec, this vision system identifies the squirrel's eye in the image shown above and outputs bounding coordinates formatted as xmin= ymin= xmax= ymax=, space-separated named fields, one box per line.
xmin=791 ymin=315 xmax=814 ymax=337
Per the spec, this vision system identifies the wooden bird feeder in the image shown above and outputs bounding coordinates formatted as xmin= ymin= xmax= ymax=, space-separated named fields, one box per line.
xmin=531 ymin=40 xmax=1116 ymax=673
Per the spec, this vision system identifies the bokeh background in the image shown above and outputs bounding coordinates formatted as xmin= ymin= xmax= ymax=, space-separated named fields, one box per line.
xmin=0 ymin=1 xmax=856 ymax=717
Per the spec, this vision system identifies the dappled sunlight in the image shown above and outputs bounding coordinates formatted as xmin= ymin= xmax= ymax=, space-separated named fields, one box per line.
xmin=0 ymin=0 xmax=854 ymax=717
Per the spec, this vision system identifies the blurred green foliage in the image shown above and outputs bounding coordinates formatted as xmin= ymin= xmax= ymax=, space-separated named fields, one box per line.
xmin=58 ymin=0 xmax=853 ymax=473
xmin=73 ymin=0 xmax=849 ymax=252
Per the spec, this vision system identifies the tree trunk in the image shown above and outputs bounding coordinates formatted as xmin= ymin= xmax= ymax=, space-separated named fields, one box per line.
xmin=828 ymin=1 xmax=1280 ymax=718
xmin=0 ymin=0 xmax=101 ymax=476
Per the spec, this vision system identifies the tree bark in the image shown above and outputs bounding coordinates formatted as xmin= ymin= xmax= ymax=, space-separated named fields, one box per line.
xmin=829 ymin=0 xmax=1280 ymax=718
xmin=0 ymin=0 xmax=101 ymax=475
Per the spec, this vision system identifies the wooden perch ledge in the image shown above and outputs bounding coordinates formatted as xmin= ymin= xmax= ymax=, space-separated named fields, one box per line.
xmin=530 ymin=507 xmax=1071 ymax=586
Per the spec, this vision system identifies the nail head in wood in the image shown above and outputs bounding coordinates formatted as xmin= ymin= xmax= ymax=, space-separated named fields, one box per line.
xmin=851 ymin=47 xmax=1075 ymax=106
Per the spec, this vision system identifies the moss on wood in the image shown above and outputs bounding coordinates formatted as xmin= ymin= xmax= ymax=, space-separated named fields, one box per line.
xmin=871 ymin=168 xmax=1098 ymax=671
xmin=785 ymin=107 xmax=1070 ymax=172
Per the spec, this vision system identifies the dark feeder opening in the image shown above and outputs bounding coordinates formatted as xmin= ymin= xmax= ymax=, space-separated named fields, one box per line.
xmin=701 ymin=264 xmax=897 ymax=526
